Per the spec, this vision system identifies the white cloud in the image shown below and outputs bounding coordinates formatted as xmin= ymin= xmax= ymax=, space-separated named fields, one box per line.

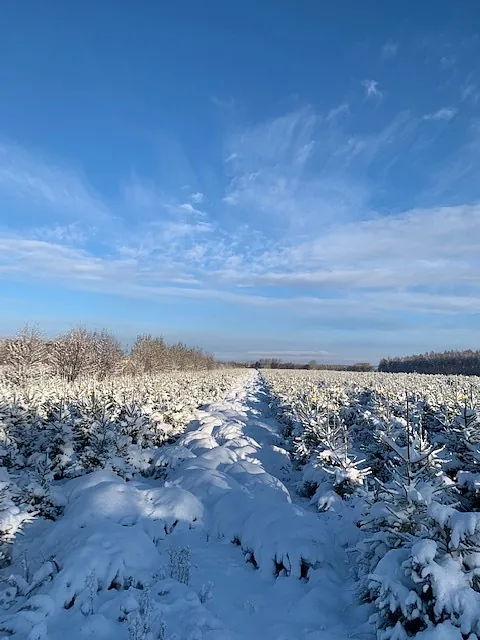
xmin=2 ymin=201 xmax=478 ymax=324
xmin=382 ymin=41 xmax=398 ymax=58
xmin=462 ymin=84 xmax=476 ymax=100
xmin=203 ymin=203 xmax=480 ymax=320
xmin=177 ymin=202 xmax=207 ymax=216
xmin=211 ymin=95 xmax=235 ymax=110
xmin=31 ymin=223 xmax=87 ymax=245
xmin=361 ymin=79 xmax=383 ymax=99
xmin=440 ymin=55 xmax=456 ymax=70
xmin=423 ymin=107 xmax=457 ymax=121
xmin=326 ymin=103 xmax=349 ymax=122
xmin=223 ymin=106 xmax=371 ymax=227
xmin=0 ymin=142 xmax=111 ymax=222
xmin=123 ymin=177 xmax=165 ymax=210
xmin=421 ymin=119 xmax=480 ymax=201
xmin=460 ymin=78 xmax=479 ymax=104
xmin=1 ymin=111 xmax=479 ymax=360
xmin=190 ymin=191 xmax=205 ymax=204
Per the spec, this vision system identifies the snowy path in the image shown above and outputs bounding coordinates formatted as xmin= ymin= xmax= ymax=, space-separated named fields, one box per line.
xmin=1 ymin=372 xmax=372 ymax=640
xmin=164 ymin=371 xmax=371 ymax=640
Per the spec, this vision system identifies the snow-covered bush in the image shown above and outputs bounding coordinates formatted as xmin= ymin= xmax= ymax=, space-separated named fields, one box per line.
xmin=367 ymin=508 xmax=480 ymax=639
xmin=262 ymin=369 xmax=480 ymax=638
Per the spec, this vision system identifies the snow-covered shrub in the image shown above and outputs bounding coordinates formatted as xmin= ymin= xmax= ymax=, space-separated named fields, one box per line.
xmin=264 ymin=379 xmax=370 ymax=510
xmin=168 ymin=546 xmax=190 ymax=585
xmin=2 ymin=325 xmax=49 ymax=388
xmin=0 ymin=473 xmax=34 ymax=567
xmin=367 ymin=507 xmax=480 ymax=639
xmin=127 ymin=589 xmax=156 ymax=640
xmin=358 ymin=422 xmax=465 ymax=638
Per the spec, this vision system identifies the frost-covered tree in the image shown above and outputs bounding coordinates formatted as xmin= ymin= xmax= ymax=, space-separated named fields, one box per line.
xmin=368 ymin=508 xmax=480 ymax=639
xmin=51 ymin=326 xmax=95 ymax=382
xmin=0 ymin=472 xmax=34 ymax=567
xmin=358 ymin=421 xmax=461 ymax=638
xmin=91 ymin=329 xmax=125 ymax=380
xmin=4 ymin=324 xmax=48 ymax=387
xmin=130 ymin=335 xmax=169 ymax=374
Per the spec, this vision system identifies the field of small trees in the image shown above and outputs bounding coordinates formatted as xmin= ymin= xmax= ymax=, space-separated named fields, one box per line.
xmin=2 ymin=325 xmax=480 ymax=639
xmin=263 ymin=368 xmax=480 ymax=639
xmin=0 ymin=336 xmax=249 ymax=639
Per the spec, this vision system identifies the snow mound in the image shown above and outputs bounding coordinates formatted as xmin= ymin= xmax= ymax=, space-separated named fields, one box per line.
xmin=165 ymin=381 xmax=329 ymax=578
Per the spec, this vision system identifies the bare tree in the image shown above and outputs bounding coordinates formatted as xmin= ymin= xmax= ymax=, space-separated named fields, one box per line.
xmin=0 ymin=339 xmax=8 ymax=365
xmin=51 ymin=326 xmax=95 ymax=382
xmin=91 ymin=329 xmax=125 ymax=380
xmin=4 ymin=324 xmax=48 ymax=385
xmin=129 ymin=335 xmax=169 ymax=374
xmin=3 ymin=325 xmax=216 ymax=380
xmin=129 ymin=334 xmax=216 ymax=373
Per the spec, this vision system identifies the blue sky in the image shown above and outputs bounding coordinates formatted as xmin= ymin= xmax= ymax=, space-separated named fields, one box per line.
xmin=1 ymin=1 xmax=479 ymax=363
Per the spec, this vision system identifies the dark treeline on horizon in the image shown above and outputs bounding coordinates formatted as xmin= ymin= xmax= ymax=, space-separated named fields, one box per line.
xmin=379 ymin=350 xmax=480 ymax=376
xmin=245 ymin=358 xmax=375 ymax=371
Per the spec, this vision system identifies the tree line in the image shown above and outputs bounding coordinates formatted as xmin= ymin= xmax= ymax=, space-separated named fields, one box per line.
xmin=0 ymin=325 xmax=217 ymax=384
xmin=378 ymin=350 xmax=480 ymax=376
xmin=251 ymin=358 xmax=375 ymax=371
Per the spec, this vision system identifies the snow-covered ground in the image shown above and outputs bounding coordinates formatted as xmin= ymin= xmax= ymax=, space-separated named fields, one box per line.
xmin=0 ymin=372 xmax=372 ymax=640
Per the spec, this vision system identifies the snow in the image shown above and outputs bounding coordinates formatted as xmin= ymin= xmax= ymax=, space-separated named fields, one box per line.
xmin=0 ymin=371 xmax=371 ymax=639
xmin=428 ymin=502 xmax=480 ymax=548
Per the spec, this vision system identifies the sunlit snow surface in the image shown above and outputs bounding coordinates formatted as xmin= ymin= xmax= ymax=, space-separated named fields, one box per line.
xmin=0 ymin=373 xmax=372 ymax=640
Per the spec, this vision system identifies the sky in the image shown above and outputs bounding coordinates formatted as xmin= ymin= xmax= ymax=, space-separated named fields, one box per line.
xmin=0 ymin=1 xmax=480 ymax=364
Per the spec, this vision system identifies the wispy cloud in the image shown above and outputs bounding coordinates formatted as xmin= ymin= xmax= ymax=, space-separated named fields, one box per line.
xmin=223 ymin=106 xmax=377 ymax=228
xmin=462 ymin=84 xmax=475 ymax=100
xmin=122 ymin=176 xmax=165 ymax=211
xmin=361 ymin=79 xmax=383 ymax=100
xmin=382 ymin=41 xmax=398 ymax=59
xmin=423 ymin=107 xmax=457 ymax=121
xmin=326 ymin=103 xmax=350 ymax=122
xmin=177 ymin=202 xmax=207 ymax=216
xmin=460 ymin=76 xmax=479 ymax=103
xmin=190 ymin=191 xmax=205 ymax=204
xmin=422 ymin=118 xmax=480 ymax=202
xmin=1 ymin=99 xmax=479 ymax=358
xmin=0 ymin=141 xmax=111 ymax=223
xmin=440 ymin=55 xmax=456 ymax=70
xmin=31 ymin=223 xmax=87 ymax=245
xmin=208 ymin=203 xmax=480 ymax=297
xmin=1 ymin=200 xmax=479 ymax=324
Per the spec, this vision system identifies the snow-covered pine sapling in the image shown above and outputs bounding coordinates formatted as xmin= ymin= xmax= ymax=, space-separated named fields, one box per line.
xmin=157 ymin=620 xmax=166 ymax=640
xmin=80 ymin=570 xmax=97 ymax=616
xmin=127 ymin=588 xmax=156 ymax=640
xmin=118 ymin=400 xmax=150 ymax=446
xmin=168 ymin=546 xmax=190 ymax=585
xmin=369 ymin=507 xmax=480 ymax=639
xmin=0 ymin=477 xmax=34 ymax=568
xmin=41 ymin=400 xmax=76 ymax=479
xmin=292 ymin=386 xmax=338 ymax=463
xmin=360 ymin=426 xmax=453 ymax=544
xmin=78 ymin=394 xmax=124 ymax=470
xmin=198 ymin=581 xmax=213 ymax=604
xmin=358 ymin=408 xmax=460 ymax=638
xmin=442 ymin=392 xmax=480 ymax=508
xmin=301 ymin=411 xmax=370 ymax=510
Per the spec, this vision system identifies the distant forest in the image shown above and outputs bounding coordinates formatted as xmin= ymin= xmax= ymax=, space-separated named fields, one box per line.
xmin=252 ymin=359 xmax=374 ymax=371
xmin=378 ymin=350 xmax=480 ymax=376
